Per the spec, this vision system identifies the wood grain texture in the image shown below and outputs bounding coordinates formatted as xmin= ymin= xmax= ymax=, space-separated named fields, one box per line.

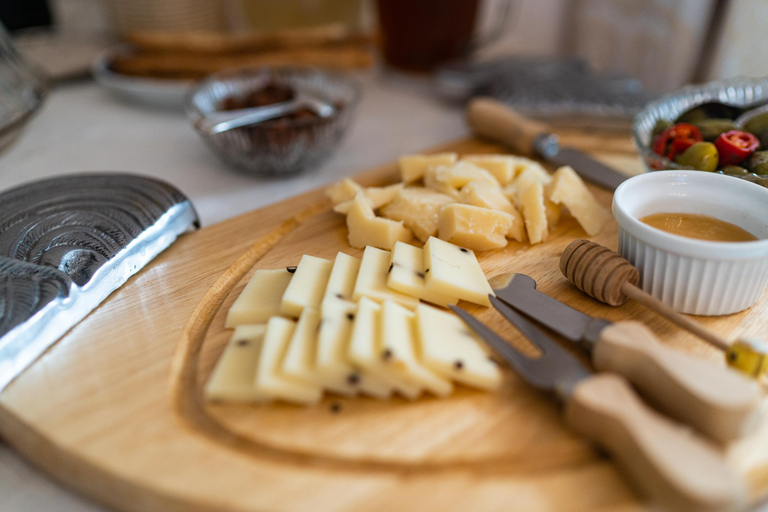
xmin=0 ymin=137 xmax=766 ymax=512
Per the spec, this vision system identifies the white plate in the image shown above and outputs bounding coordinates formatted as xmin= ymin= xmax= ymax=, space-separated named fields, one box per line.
xmin=91 ymin=47 xmax=193 ymax=109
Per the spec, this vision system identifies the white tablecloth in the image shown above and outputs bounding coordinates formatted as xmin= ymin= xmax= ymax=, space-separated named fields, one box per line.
xmin=0 ymin=70 xmax=466 ymax=511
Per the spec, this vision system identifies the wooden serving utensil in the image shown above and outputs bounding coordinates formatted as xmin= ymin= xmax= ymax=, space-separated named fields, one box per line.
xmin=561 ymin=239 xmax=768 ymax=378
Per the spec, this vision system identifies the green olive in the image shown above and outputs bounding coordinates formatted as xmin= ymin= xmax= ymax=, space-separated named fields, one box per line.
xmin=721 ymin=165 xmax=750 ymax=176
xmin=675 ymin=141 xmax=719 ymax=172
xmin=651 ymin=119 xmax=672 ymax=138
xmin=747 ymin=150 xmax=768 ymax=172
xmin=695 ymin=118 xmax=736 ymax=141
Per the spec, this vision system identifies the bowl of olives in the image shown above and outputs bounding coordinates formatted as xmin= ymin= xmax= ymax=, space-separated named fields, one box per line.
xmin=633 ymin=76 xmax=768 ymax=186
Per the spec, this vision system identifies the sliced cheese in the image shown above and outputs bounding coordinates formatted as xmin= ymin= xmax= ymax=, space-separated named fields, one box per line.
xmin=519 ymin=181 xmax=548 ymax=244
xmin=380 ymin=301 xmax=453 ymax=397
xmin=315 ymin=298 xmax=360 ymax=396
xmin=323 ymin=252 xmax=360 ymax=302
xmin=415 ymin=304 xmax=502 ymax=390
xmin=438 ymin=203 xmax=512 ymax=251
xmin=281 ymin=307 xmax=321 ymax=386
xmin=352 ymin=246 xmax=419 ymax=309
xmin=548 ymin=165 xmax=610 ymax=236
xmin=424 ymin=236 xmax=493 ymax=307
xmin=205 ymin=325 xmax=268 ymax=402
xmin=399 ymin=153 xmax=458 ymax=182
xmin=280 ymin=255 xmax=332 ymax=317
xmin=346 ymin=192 xmax=413 ymax=250
xmin=387 ymin=241 xmax=457 ymax=307
xmin=380 ymin=186 xmax=455 ymax=242
xmin=254 ymin=317 xmax=322 ymax=405
xmin=225 ymin=269 xmax=292 ymax=327
xmin=348 ymin=298 xmax=419 ymax=399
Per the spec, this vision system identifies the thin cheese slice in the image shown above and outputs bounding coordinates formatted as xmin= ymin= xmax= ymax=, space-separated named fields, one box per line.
xmin=548 ymin=166 xmax=610 ymax=236
xmin=280 ymin=255 xmax=332 ymax=317
xmin=205 ymin=325 xmax=268 ymax=402
xmin=380 ymin=301 xmax=453 ymax=397
xmin=423 ymin=236 xmax=493 ymax=307
xmin=387 ymin=241 xmax=457 ymax=307
xmin=254 ymin=317 xmax=322 ymax=405
xmin=225 ymin=269 xmax=292 ymax=327
xmin=520 ymin=181 xmax=548 ymax=244
xmin=348 ymin=298 xmax=419 ymax=399
xmin=323 ymin=252 xmax=360 ymax=302
xmin=415 ymin=304 xmax=502 ymax=390
xmin=282 ymin=307 xmax=321 ymax=386
xmin=315 ymin=298 xmax=360 ymax=396
xmin=352 ymin=246 xmax=419 ymax=309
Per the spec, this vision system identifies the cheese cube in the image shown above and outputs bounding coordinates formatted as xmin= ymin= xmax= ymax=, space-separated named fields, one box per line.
xmin=424 ymin=236 xmax=493 ymax=307
xmin=399 ymin=153 xmax=458 ymax=182
xmin=352 ymin=246 xmax=419 ymax=309
xmin=348 ymin=298 xmax=418 ymax=399
xmin=254 ymin=317 xmax=322 ymax=405
xmin=380 ymin=301 xmax=453 ymax=397
xmin=323 ymin=252 xmax=360 ymax=302
xmin=346 ymin=192 xmax=413 ymax=250
xmin=325 ymin=178 xmax=362 ymax=205
xmin=387 ymin=242 xmax=458 ymax=307
xmin=434 ymin=161 xmax=499 ymax=190
xmin=333 ymin=183 xmax=403 ymax=214
xmin=282 ymin=307 xmax=321 ymax=386
xmin=415 ymin=304 xmax=502 ymax=390
xmin=548 ymin=166 xmax=610 ymax=236
xmin=225 ymin=269 xmax=292 ymax=328
xmin=380 ymin=186 xmax=455 ymax=242
xmin=519 ymin=181 xmax=548 ymax=244
xmin=205 ymin=325 xmax=268 ymax=402
xmin=280 ymin=255 xmax=332 ymax=317
xmin=438 ymin=203 xmax=512 ymax=251
xmin=458 ymin=181 xmax=525 ymax=242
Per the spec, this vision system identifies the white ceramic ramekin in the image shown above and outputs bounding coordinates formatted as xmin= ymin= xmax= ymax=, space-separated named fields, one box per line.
xmin=613 ymin=171 xmax=768 ymax=315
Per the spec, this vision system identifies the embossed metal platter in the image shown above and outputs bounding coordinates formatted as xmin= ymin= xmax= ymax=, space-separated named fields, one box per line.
xmin=0 ymin=173 xmax=199 ymax=391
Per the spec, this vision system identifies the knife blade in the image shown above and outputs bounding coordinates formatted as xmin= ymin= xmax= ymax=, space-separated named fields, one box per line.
xmin=491 ymin=273 xmax=763 ymax=443
xmin=466 ymin=98 xmax=629 ymax=191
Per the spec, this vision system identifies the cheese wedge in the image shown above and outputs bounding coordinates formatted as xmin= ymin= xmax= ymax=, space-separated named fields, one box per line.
xmin=254 ymin=317 xmax=322 ymax=405
xmin=459 ymin=181 xmax=525 ymax=242
xmin=205 ymin=325 xmax=268 ymax=402
xmin=280 ymin=255 xmax=332 ymax=317
xmin=519 ymin=181 xmax=548 ymax=244
xmin=348 ymin=298 xmax=419 ymax=399
xmin=380 ymin=301 xmax=453 ymax=397
xmin=346 ymin=192 xmax=413 ymax=250
xmin=415 ymin=304 xmax=502 ymax=390
xmin=548 ymin=165 xmax=610 ymax=236
xmin=438 ymin=203 xmax=513 ymax=251
xmin=434 ymin=161 xmax=500 ymax=189
xmin=399 ymin=153 xmax=458 ymax=182
xmin=460 ymin=154 xmax=539 ymax=185
xmin=380 ymin=186 xmax=455 ymax=242
xmin=387 ymin=241 xmax=457 ymax=307
xmin=325 ymin=178 xmax=362 ymax=204
xmin=281 ymin=307 xmax=321 ymax=386
xmin=424 ymin=236 xmax=493 ymax=307
xmin=323 ymin=252 xmax=360 ymax=302
xmin=225 ymin=269 xmax=292 ymax=327
xmin=333 ymin=183 xmax=404 ymax=214
xmin=352 ymin=246 xmax=419 ymax=309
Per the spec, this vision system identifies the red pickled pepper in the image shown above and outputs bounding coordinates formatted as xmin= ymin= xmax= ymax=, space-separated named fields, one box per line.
xmin=714 ymin=130 xmax=760 ymax=166
xmin=652 ymin=123 xmax=703 ymax=161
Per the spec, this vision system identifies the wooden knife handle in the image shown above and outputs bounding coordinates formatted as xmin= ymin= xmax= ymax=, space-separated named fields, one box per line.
xmin=565 ymin=373 xmax=745 ymax=512
xmin=593 ymin=321 xmax=762 ymax=443
xmin=465 ymin=98 xmax=549 ymax=157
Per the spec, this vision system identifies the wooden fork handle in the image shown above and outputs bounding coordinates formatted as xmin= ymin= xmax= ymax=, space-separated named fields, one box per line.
xmin=566 ymin=373 xmax=746 ymax=512
xmin=593 ymin=321 xmax=762 ymax=443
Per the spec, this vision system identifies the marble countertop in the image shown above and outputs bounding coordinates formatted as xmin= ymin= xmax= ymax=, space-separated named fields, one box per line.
xmin=0 ymin=69 xmax=467 ymax=512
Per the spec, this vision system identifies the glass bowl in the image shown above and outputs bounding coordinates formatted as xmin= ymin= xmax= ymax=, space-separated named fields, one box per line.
xmin=632 ymin=76 xmax=768 ymax=187
xmin=185 ymin=67 xmax=361 ymax=176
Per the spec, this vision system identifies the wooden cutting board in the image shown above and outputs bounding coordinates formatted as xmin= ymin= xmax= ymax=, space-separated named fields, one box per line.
xmin=2 ymin=135 xmax=768 ymax=512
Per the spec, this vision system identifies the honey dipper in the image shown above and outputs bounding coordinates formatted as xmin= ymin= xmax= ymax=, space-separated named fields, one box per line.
xmin=560 ymin=239 xmax=768 ymax=377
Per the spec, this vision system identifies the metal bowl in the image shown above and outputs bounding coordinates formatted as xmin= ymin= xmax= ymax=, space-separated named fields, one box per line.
xmin=185 ymin=67 xmax=361 ymax=176
xmin=632 ymin=76 xmax=768 ymax=187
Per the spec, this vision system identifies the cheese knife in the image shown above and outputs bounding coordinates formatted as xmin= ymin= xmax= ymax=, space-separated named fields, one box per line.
xmin=465 ymin=97 xmax=628 ymax=190
xmin=490 ymin=273 xmax=762 ymax=444
xmin=451 ymin=299 xmax=745 ymax=512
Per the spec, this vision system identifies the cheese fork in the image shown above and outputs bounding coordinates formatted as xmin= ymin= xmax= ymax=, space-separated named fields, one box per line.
xmin=450 ymin=300 xmax=746 ymax=512
xmin=489 ymin=273 xmax=762 ymax=444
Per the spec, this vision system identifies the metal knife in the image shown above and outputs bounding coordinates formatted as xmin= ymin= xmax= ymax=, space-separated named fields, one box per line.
xmin=490 ymin=273 xmax=763 ymax=443
xmin=466 ymin=97 xmax=628 ymax=190
xmin=451 ymin=300 xmax=745 ymax=512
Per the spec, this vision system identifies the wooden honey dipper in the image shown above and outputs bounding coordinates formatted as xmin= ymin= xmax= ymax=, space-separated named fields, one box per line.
xmin=561 ymin=239 xmax=768 ymax=377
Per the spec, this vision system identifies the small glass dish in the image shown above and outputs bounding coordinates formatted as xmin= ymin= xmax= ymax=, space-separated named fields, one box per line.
xmin=185 ymin=67 xmax=361 ymax=176
xmin=632 ymin=76 xmax=768 ymax=187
